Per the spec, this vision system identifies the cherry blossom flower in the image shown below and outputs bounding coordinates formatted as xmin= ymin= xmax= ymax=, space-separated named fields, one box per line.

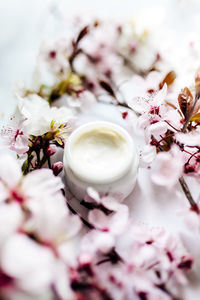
xmin=84 ymin=187 xmax=129 ymax=235
xmin=177 ymin=191 xmax=200 ymax=231
xmin=140 ymin=144 xmax=157 ymax=167
xmin=80 ymin=230 xmax=115 ymax=258
xmin=114 ymin=225 xmax=192 ymax=299
xmin=175 ymin=131 xmax=200 ymax=147
xmin=0 ymin=153 xmax=64 ymax=204
xmin=151 ymin=146 xmax=184 ymax=188
xmin=0 ymin=202 xmax=23 ymax=244
xmin=119 ymin=71 xmax=163 ymax=103
xmin=0 ymin=153 xmax=81 ymax=299
xmin=127 ymin=84 xmax=171 ymax=143
xmin=38 ymin=38 xmax=72 ymax=76
xmin=127 ymin=83 xmax=167 ymax=115
xmin=1 ymin=233 xmax=56 ymax=294
xmin=178 ymin=205 xmax=200 ymax=231
xmin=1 ymin=123 xmax=29 ymax=154
xmin=76 ymin=224 xmax=192 ymax=300
xmin=59 ymin=90 xmax=96 ymax=112
xmin=16 ymin=93 xmax=75 ymax=137
xmin=0 ymin=154 xmax=74 ymax=243
xmin=116 ymin=21 xmax=158 ymax=74
xmin=24 ymin=193 xmax=82 ymax=265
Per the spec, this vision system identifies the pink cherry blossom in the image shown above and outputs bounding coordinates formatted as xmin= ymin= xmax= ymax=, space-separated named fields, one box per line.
xmin=140 ymin=145 xmax=157 ymax=167
xmin=119 ymin=71 xmax=163 ymax=103
xmin=0 ymin=153 xmax=82 ymax=299
xmin=146 ymin=121 xmax=168 ymax=141
xmin=76 ymin=224 xmax=192 ymax=300
xmin=151 ymin=146 xmax=184 ymax=188
xmin=38 ymin=38 xmax=72 ymax=76
xmin=0 ymin=202 xmax=23 ymax=243
xmin=80 ymin=230 xmax=115 ymax=257
xmin=1 ymin=124 xmax=29 ymax=154
xmin=1 ymin=233 xmax=56 ymax=294
xmin=127 ymin=83 xmax=167 ymax=115
xmin=175 ymin=131 xmax=200 ymax=147
xmin=85 ymin=187 xmax=129 ymax=235
xmin=178 ymin=206 xmax=200 ymax=231
xmin=16 ymin=93 xmax=75 ymax=137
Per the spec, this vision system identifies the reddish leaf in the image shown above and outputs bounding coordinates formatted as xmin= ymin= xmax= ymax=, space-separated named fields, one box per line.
xmin=178 ymin=87 xmax=193 ymax=119
xmin=159 ymin=71 xmax=176 ymax=89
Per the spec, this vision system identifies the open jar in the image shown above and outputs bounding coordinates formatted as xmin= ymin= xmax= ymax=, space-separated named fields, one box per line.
xmin=64 ymin=121 xmax=138 ymax=201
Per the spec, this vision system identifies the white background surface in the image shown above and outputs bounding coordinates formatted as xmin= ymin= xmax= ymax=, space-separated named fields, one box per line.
xmin=1 ymin=0 xmax=200 ymax=120
xmin=1 ymin=0 xmax=200 ymax=298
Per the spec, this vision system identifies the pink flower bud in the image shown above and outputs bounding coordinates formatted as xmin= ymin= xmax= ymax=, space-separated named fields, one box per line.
xmin=79 ymin=253 xmax=92 ymax=266
xmin=46 ymin=144 xmax=57 ymax=156
xmin=52 ymin=161 xmax=63 ymax=176
xmin=49 ymin=50 xmax=56 ymax=59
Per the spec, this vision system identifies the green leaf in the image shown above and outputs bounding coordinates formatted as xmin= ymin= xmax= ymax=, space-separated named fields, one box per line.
xmin=190 ymin=112 xmax=200 ymax=122
xmin=22 ymin=159 xmax=29 ymax=175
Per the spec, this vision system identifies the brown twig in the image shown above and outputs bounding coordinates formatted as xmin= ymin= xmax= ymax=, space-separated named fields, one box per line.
xmin=98 ymin=99 xmax=129 ymax=109
xmin=67 ymin=202 xmax=94 ymax=229
xmin=179 ymin=176 xmax=196 ymax=207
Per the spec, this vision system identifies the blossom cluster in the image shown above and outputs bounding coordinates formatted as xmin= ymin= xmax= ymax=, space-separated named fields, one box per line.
xmin=0 ymin=161 xmax=193 ymax=300
xmin=1 ymin=16 xmax=200 ymax=299
xmin=0 ymin=154 xmax=81 ymax=300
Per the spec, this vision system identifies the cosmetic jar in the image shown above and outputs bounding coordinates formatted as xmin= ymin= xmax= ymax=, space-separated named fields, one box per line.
xmin=64 ymin=121 xmax=138 ymax=201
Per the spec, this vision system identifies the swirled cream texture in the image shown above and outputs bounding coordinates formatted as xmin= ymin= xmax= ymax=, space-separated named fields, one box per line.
xmin=67 ymin=122 xmax=134 ymax=184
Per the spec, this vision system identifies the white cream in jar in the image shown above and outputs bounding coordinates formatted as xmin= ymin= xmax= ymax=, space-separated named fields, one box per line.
xmin=64 ymin=121 xmax=138 ymax=201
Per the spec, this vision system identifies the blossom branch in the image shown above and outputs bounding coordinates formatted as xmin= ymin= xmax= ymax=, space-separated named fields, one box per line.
xmin=177 ymin=76 xmax=200 ymax=207
xmin=179 ymin=176 xmax=196 ymax=207
xmin=117 ymin=52 xmax=146 ymax=77
xmin=67 ymin=202 xmax=94 ymax=229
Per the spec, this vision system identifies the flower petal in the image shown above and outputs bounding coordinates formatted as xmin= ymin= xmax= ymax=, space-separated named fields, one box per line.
xmin=22 ymin=168 xmax=64 ymax=201
xmin=1 ymin=234 xmax=55 ymax=292
xmin=0 ymin=154 xmax=21 ymax=188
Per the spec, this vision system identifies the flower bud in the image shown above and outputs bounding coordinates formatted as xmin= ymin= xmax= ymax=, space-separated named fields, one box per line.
xmin=52 ymin=161 xmax=63 ymax=176
xmin=46 ymin=144 xmax=57 ymax=156
xmin=78 ymin=253 xmax=92 ymax=266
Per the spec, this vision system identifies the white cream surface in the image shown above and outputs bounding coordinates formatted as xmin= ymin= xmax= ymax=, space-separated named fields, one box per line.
xmin=67 ymin=122 xmax=134 ymax=184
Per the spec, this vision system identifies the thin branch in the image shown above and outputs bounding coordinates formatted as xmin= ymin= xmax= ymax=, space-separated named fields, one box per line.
xmin=98 ymin=99 xmax=129 ymax=109
xmin=157 ymin=139 xmax=196 ymax=208
xmin=179 ymin=176 xmax=196 ymax=207
xmin=67 ymin=202 xmax=94 ymax=229
xmin=117 ymin=52 xmax=146 ymax=77
xmin=164 ymin=120 xmax=180 ymax=132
